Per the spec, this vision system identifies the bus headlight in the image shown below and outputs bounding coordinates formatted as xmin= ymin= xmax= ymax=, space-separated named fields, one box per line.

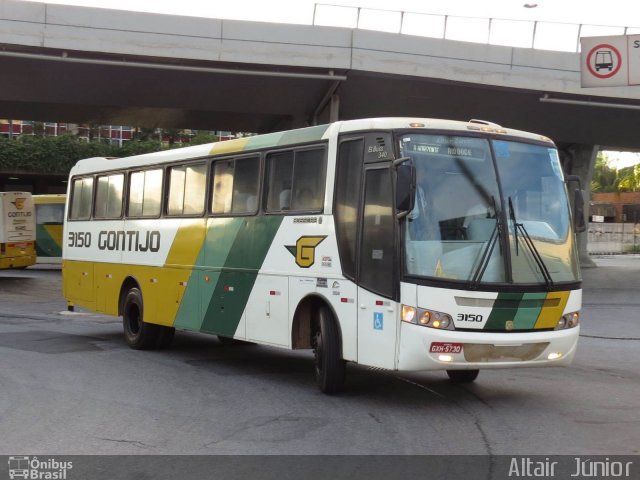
xmin=401 ymin=305 xmax=454 ymax=330
xmin=555 ymin=312 xmax=579 ymax=330
xmin=401 ymin=305 xmax=417 ymax=324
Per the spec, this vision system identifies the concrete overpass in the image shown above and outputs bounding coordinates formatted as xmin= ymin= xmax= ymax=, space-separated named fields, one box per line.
xmin=1 ymin=0 xmax=639 ymax=142
xmin=2 ymin=0 xmax=640 ymax=263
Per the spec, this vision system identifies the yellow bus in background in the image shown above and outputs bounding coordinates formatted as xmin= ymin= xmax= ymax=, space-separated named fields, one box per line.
xmin=34 ymin=194 xmax=66 ymax=264
xmin=0 ymin=192 xmax=36 ymax=269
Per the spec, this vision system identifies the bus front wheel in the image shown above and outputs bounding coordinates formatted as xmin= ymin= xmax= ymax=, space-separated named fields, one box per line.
xmin=122 ymin=287 xmax=161 ymax=350
xmin=313 ymin=305 xmax=346 ymax=394
xmin=446 ymin=369 xmax=479 ymax=383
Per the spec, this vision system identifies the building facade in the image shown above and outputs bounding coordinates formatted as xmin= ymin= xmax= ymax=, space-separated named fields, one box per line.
xmin=591 ymin=192 xmax=640 ymax=223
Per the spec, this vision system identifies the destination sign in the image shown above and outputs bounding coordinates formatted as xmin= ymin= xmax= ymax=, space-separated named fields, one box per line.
xmin=409 ymin=143 xmax=485 ymax=159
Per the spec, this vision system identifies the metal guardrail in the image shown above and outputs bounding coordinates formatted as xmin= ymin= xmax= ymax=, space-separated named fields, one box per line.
xmin=312 ymin=3 xmax=640 ymax=53
xmin=588 ymin=223 xmax=640 ymax=254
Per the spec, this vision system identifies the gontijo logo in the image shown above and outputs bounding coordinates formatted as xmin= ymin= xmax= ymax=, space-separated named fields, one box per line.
xmin=8 ymin=197 xmax=32 ymax=217
xmin=285 ymin=236 xmax=327 ymax=268
xmin=10 ymin=197 xmax=26 ymax=210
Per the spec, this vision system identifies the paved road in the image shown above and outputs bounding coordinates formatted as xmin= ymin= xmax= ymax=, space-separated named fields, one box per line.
xmin=0 ymin=258 xmax=638 ymax=455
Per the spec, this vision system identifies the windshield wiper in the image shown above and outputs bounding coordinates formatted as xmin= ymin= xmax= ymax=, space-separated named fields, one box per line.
xmin=508 ymin=197 xmax=519 ymax=256
xmin=469 ymin=196 xmax=501 ymax=289
xmin=508 ymin=196 xmax=554 ymax=289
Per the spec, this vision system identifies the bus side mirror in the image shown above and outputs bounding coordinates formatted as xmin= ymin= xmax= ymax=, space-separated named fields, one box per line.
xmin=566 ymin=175 xmax=586 ymax=233
xmin=573 ymin=189 xmax=586 ymax=233
xmin=395 ymin=160 xmax=415 ymax=219
xmin=565 ymin=175 xmax=582 ymax=189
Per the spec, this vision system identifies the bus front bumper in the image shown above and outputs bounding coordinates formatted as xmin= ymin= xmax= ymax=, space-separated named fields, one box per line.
xmin=397 ymin=322 xmax=579 ymax=371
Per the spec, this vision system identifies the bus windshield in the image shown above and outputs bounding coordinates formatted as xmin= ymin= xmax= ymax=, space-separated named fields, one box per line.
xmin=399 ymin=133 xmax=580 ymax=286
xmin=495 ymin=140 xmax=580 ymax=284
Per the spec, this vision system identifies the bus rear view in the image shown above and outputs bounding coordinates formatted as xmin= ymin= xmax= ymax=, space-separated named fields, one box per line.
xmin=1 ymin=192 xmax=36 ymax=269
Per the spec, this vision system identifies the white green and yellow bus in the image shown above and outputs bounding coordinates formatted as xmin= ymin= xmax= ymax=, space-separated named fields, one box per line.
xmin=34 ymin=194 xmax=66 ymax=264
xmin=1 ymin=191 xmax=36 ymax=269
xmin=62 ymin=118 xmax=584 ymax=393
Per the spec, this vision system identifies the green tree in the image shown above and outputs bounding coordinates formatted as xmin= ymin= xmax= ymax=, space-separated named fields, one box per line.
xmin=617 ymin=164 xmax=640 ymax=192
xmin=0 ymin=134 xmax=168 ymax=174
xmin=591 ymin=152 xmax=617 ymax=193
xmin=189 ymin=132 xmax=219 ymax=145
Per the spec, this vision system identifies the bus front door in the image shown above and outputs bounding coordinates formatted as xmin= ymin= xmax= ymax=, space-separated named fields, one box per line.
xmin=357 ymin=166 xmax=398 ymax=369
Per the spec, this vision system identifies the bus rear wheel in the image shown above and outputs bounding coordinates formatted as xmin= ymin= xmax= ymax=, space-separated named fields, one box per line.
xmin=313 ymin=305 xmax=346 ymax=394
xmin=446 ymin=369 xmax=479 ymax=383
xmin=122 ymin=287 xmax=161 ymax=350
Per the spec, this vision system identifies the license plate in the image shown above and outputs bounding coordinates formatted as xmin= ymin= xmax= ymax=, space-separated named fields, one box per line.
xmin=430 ymin=342 xmax=463 ymax=354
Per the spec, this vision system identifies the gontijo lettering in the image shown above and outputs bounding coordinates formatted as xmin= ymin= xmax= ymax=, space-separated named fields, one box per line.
xmin=68 ymin=230 xmax=160 ymax=252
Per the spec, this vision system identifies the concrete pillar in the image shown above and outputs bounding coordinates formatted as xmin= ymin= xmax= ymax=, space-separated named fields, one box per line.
xmin=559 ymin=144 xmax=599 ymax=268
xmin=329 ymin=94 xmax=340 ymax=123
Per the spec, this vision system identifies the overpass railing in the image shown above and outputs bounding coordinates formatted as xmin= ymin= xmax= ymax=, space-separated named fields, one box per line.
xmin=312 ymin=3 xmax=640 ymax=53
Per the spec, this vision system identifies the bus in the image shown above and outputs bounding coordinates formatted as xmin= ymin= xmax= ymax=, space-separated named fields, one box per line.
xmin=62 ymin=118 xmax=584 ymax=393
xmin=1 ymin=191 xmax=36 ymax=269
xmin=34 ymin=194 xmax=66 ymax=264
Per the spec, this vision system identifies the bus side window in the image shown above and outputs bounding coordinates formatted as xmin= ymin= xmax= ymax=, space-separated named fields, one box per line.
xmin=167 ymin=164 xmax=207 ymax=216
xmin=36 ymin=204 xmax=64 ymax=225
xmin=70 ymin=177 xmax=94 ymax=220
xmin=291 ymin=148 xmax=326 ymax=211
xmin=212 ymin=160 xmax=234 ymax=214
xmin=265 ymin=147 xmax=326 ymax=213
xmin=128 ymin=169 xmax=162 ymax=218
xmin=94 ymin=173 xmax=124 ymax=219
xmin=231 ymin=156 xmax=260 ymax=214
xmin=211 ymin=156 xmax=260 ymax=215
xmin=265 ymin=151 xmax=294 ymax=212
xmin=335 ymin=139 xmax=364 ymax=280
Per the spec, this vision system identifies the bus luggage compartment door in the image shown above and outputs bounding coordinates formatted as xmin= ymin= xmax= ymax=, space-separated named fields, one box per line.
xmin=63 ymin=261 xmax=95 ymax=305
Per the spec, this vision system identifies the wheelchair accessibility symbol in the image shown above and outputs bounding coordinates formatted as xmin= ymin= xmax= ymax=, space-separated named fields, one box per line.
xmin=373 ymin=312 xmax=384 ymax=331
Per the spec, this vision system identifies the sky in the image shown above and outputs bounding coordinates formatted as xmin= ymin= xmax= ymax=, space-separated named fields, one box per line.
xmin=604 ymin=152 xmax=640 ymax=170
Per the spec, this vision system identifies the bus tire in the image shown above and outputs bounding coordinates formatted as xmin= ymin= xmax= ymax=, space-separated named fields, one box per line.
xmin=157 ymin=326 xmax=176 ymax=349
xmin=122 ymin=287 xmax=160 ymax=350
xmin=313 ymin=305 xmax=345 ymax=394
xmin=446 ymin=369 xmax=479 ymax=383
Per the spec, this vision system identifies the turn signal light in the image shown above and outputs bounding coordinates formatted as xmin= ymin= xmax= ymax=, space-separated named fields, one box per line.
xmin=555 ymin=312 xmax=580 ymax=330
xmin=401 ymin=305 xmax=455 ymax=330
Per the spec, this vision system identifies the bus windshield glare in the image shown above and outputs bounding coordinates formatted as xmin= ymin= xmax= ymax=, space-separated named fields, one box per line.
xmin=400 ymin=133 xmax=580 ymax=286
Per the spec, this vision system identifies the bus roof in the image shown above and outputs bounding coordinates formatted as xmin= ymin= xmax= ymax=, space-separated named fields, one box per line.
xmin=33 ymin=194 xmax=66 ymax=204
xmin=69 ymin=118 xmax=554 ymax=176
